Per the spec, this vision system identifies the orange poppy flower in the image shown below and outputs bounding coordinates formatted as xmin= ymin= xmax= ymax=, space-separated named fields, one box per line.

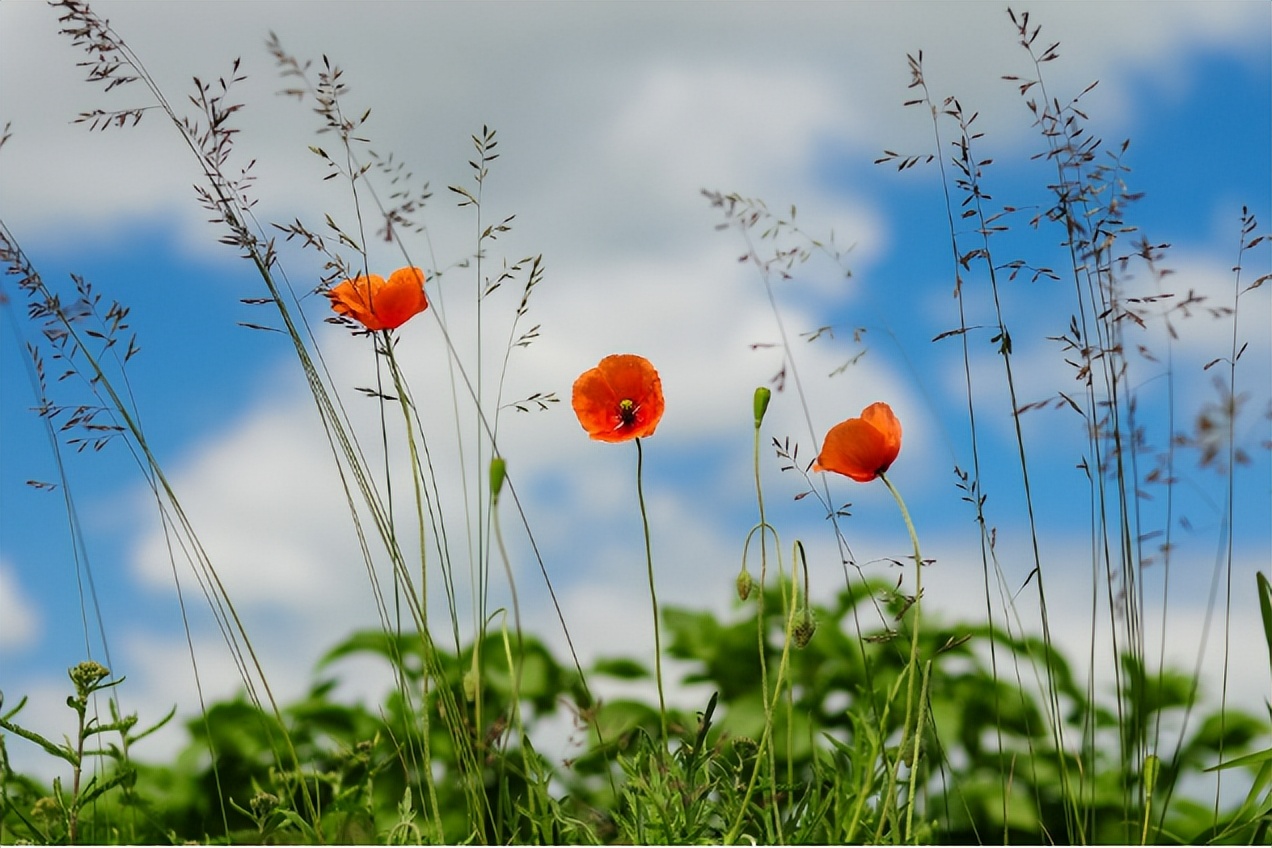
xmin=328 ymin=266 xmax=428 ymax=331
xmin=572 ymin=354 xmax=665 ymax=443
xmin=814 ymin=402 xmax=902 ymax=483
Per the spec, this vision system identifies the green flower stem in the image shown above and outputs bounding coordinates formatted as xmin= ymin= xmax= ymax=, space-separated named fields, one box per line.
xmin=383 ymin=335 xmax=429 ymax=622
xmin=725 ymin=401 xmax=784 ymax=844
xmin=381 ymin=333 xmax=445 ymax=841
xmin=727 ymin=546 xmax=801 ymax=845
xmin=879 ymin=470 xmax=924 ymax=843
xmin=636 ymin=437 xmax=669 ymax=746
xmin=490 ymin=457 xmax=523 ymax=705
xmin=751 ymin=401 xmax=782 ymax=826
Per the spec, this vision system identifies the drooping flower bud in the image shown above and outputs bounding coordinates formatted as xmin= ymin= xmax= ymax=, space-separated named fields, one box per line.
xmin=792 ymin=609 xmax=817 ymax=649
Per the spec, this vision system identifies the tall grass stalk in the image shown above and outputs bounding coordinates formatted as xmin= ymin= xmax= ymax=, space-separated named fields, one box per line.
xmin=1007 ymin=17 xmax=1157 ymax=835
xmin=1 ymin=214 xmax=322 ymax=831
xmin=45 ymin=3 xmax=580 ymax=837
xmin=900 ymin=54 xmax=1023 ymax=841
xmin=897 ymin=50 xmax=1083 ymax=836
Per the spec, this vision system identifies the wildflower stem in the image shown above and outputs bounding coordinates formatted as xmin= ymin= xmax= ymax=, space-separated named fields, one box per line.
xmin=635 ymin=437 xmax=668 ymax=746
xmin=725 ymin=396 xmax=784 ymax=844
xmin=381 ymin=334 xmax=446 ymax=840
xmin=751 ymin=396 xmax=782 ymax=824
xmin=490 ymin=457 xmax=523 ymax=696
xmin=383 ymin=335 xmax=429 ymax=625
xmin=490 ymin=457 xmax=531 ymax=825
xmin=879 ymin=470 xmax=923 ymax=842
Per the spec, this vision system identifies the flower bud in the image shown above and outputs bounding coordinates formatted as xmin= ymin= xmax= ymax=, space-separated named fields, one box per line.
xmin=250 ymin=791 xmax=281 ymax=819
xmin=69 ymin=661 xmax=110 ymax=696
xmin=31 ymin=796 xmax=60 ymax=824
xmin=490 ymin=457 xmax=507 ymax=504
xmin=792 ymin=610 xmax=816 ymax=649
xmin=753 ymin=386 xmax=772 ymax=427
xmin=732 ymin=736 xmax=759 ymax=759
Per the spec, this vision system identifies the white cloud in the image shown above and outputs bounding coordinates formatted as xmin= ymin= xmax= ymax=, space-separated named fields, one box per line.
xmin=0 ymin=557 xmax=41 ymax=650
xmin=2 ymin=1 xmax=1266 ymax=244
xmin=129 ymin=387 xmax=371 ymax=609
xmin=604 ymin=62 xmax=851 ymax=196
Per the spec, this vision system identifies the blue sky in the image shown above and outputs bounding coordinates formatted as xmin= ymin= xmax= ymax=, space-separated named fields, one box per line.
xmin=1 ymin=1 xmax=1269 ymax=774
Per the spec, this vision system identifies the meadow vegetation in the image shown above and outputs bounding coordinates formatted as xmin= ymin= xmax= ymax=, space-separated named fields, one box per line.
xmin=1 ymin=2 xmax=1269 ymax=844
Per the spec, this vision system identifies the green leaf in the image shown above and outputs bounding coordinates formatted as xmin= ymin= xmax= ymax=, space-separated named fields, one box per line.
xmin=591 ymin=699 xmax=659 ymax=741
xmin=1258 ymin=571 xmax=1272 ymax=669
xmin=592 ymin=657 xmax=649 ymax=680
xmin=318 ymin=628 xmax=432 ymax=681
xmin=75 ymin=767 xmax=134 ymax=807
xmin=1 ymin=693 xmax=29 ymax=722
xmin=1205 ymin=745 xmax=1272 ymax=772
xmin=0 ymin=715 xmax=76 ymax=765
xmin=128 ymin=704 xmax=177 ymax=744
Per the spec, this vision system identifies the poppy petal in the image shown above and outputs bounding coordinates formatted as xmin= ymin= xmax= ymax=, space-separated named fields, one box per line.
xmin=860 ymin=401 xmax=902 ymax=460
xmin=373 ymin=267 xmax=429 ymax=329
xmin=814 ymin=418 xmax=891 ymax=482
xmin=329 ymin=267 xmax=428 ymax=331
xmin=572 ymin=354 xmax=665 ymax=442
xmin=572 ymin=368 xmax=621 ymax=440
xmin=814 ymin=402 xmax=902 ymax=483
xmin=329 ymin=274 xmax=384 ymax=328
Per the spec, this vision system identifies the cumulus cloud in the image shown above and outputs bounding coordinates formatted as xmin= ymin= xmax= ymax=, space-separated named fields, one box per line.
xmin=0 ymin=558 xmax=41 ymax=650
xmin=3 ymin=1 xmax=1267 ymax=240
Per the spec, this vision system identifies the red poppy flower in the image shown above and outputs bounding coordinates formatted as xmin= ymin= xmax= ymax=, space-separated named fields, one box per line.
xmin=572 ymin=354 xmax=665 ymax=443
xmin=814 ymin=402 xmax=902 ymax=483
xmin=328 ymin=266 xmax=428 ymax=331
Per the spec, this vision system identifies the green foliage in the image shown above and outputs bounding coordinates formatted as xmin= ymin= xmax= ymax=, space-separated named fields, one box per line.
xmin=3 ymin=573 xmax=1268 ymax=846
xmin=0 ymin=662 xmax=177 ymax=844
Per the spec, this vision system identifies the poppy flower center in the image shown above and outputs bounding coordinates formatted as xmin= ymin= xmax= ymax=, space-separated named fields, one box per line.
xmin=617 ymin=398 xmax=639 ymax=428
